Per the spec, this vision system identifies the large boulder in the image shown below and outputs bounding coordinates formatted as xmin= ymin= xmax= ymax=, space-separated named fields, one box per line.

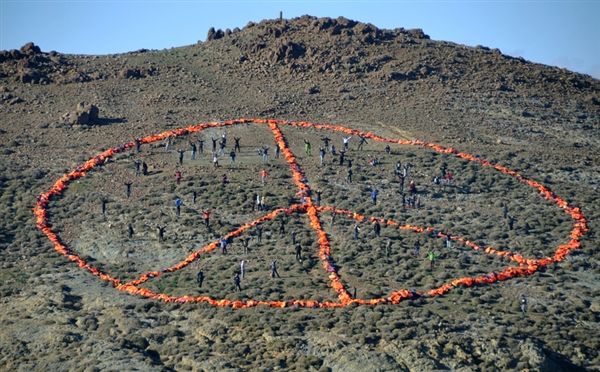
xmin=20 ymin=42 xmax=41 ymax=55
xmin=61 ymin=102 xmax=99 ymax=125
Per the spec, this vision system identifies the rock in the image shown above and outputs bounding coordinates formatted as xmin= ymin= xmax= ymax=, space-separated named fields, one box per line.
xmin=207 ymin=27 xmax=224 ymax=41
xmin=307 ymin=85 xmax=320 ymax=94
xmin=119 ymin=68 xmax=142 ymax=79
xmin=61 ymin=102 xmax=99 ymax=125
xmin=269 ymin=39 xmax=305 ymax=64
xmin=17 ymin=68 xmax=46 ymax=84
xmin=20 ymin=42 xmax=41 ymax=55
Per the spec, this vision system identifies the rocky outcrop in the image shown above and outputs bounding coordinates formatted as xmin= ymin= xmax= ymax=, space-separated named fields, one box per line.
xmin=61 ymin=102 xmax=100 ymax=125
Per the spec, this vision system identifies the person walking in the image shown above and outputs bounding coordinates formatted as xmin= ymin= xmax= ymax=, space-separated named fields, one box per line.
xmin=270 ymin=260 xmax=280 ymax=278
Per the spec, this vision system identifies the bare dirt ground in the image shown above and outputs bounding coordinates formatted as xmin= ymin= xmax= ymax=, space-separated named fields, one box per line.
xmin=1 ymin=16 xmax=599 ymax=371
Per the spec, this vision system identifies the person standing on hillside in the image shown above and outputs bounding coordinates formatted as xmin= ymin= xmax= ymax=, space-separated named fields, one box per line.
xmin=177 ymin=149 xmax=185 ymax=165
xmin=358 ymin=136 xmax=368 ymax=151
xmin=256 ymin=225 xmax=263 ymax=243
xmin=240 ymin=260 xmax=246 ymax=279
xmin=242 ymin=237 xmax=250 ymax=254
xmin=127 ymin=223 xmax=134 ymax=239
xmin=371 ymin=189 xmax=379 ymax=204
xmin=261 ymin=146 xmax=269 ymax=163
xmin=319 ymin=147 xmax=326 ymax=166
xmin=229 ymin=150 xmax=236 ymax=164
xmin=275 ymin=143 xmax=281 ymax=159
xmin=197 ymin=138 xmax=204 ymax=154
xmin=233 ymin=272 xmax=242 ymax=291
xmin=339 ymin=150 xmax=345 ymax=166
xmin=220 ymin=237 xmax=228 ymax=254
xmin=124 ymin=181 xmax=132 ymax=198
xmin=347 ymin=168 xmax=353 ymax=183
xmin=218 ymin=139 xmax=226 ymax=156
xmin=134 ymin=138 xmax=141 ymax=153
xmin=409 ymin=180 xmax=417 ymax=196
xmin=279 ymin=217 xmax=286 ymax=235
xmin=413 ymin=241 xmax=421 ymax=256
xmin=342 ymin=136 xmax=351 ymax=151
xmin=134 ymin=160 xmax=142 ymax=176
xmin=315 ymin=190 xmax=322 ymax=207
xmin=353 ymin=223 xmax=360 ymax=240
xmin=175 ymin=197 xmax=182 ymax=217
xmin=142 ymin=162 xmax=148 ymax=176
xmin=175 ymin=170 xmax=182 ymax=185
xmin=260 ymin=169 xmax=269 ymax=185
xmin=234 ymin=137 xmax=241 ymax=152
xmin=202 ymin=210 xmax=211 ymax=228
xmin=190 ymin=142 xmax=197 ymax=160
xmin=291 ymin=230 xmax=297 ymax=245
xmin=212 ymin=153 xmax=219 ymax=168
xmin=157 ymin=225 xmax=165 ymax=242
xmin=373 ymin=220 xmax=381 ymax=237
xmin=196 ymin=270 xmax=204 ymax=287
xmin=427 ymin=251 xmax=438 ymax=270
xmin=321 ymin=136 xmax=331 ymax=150
xmin=295 ymin=243 xmax=302 ymax=262
xmin=211 ymin=137 xmax=217 ymax=153
xmin=304 ymin=139 xmax=312 ymax=156
xmin=100 ymin=198 xmax=108 ymax=215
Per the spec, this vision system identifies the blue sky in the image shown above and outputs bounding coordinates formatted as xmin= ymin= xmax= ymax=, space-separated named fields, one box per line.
xmin=1 ymin=0 xmax=598 ymax=78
